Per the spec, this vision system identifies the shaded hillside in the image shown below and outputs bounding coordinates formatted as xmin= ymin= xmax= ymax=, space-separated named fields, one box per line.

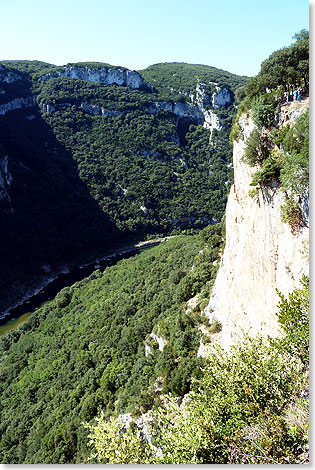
xmin=0 ymin=60 xmax=246 ymax=307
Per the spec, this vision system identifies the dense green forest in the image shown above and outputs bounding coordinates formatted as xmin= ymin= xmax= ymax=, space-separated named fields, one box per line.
xmin=0 ymin=226 xmax=224 ymax=463
xmin=87 ymin=276 xmax=309 ymax=464
xmin=0 ymin=60 xmax=245 ymax=306
xmin=140 ymin=62 xmax=248 ymax=102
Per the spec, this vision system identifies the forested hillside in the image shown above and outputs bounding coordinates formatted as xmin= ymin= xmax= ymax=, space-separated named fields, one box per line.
xmin=0 ymin=226 xmax=224 ymax=463
xmin=0 ymin=60 xmax=246 ymax=310
xmin=0 ymin=30 xmax=308 ymax=466
xmin=85 ymin=32 xmax=310 ymax=464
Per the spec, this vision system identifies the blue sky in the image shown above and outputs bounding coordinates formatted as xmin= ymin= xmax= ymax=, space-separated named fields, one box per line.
xmin=0 ymin=0 xmax=309 ymax=77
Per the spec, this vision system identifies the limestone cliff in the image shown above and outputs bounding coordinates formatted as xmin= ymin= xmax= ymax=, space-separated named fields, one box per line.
xmin=40 ymin=65 xmax=154 ymax=91
xmin=0 ymin=96 xmax=36 ymax=115
xmin=206 ymin=101 xmax=309 ymax=350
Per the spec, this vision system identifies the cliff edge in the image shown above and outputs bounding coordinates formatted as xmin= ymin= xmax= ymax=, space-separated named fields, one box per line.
xmin=206 ymin=99 xmax=309 ymax=349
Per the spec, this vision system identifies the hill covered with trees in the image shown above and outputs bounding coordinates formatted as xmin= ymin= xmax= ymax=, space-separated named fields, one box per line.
xmin=0 ymin=31 xmax=309 ymax=465
xmin=0 ymin=60 xmax=246 ymax=310
xmin=0 ymin=226 xmax=224 ymax=463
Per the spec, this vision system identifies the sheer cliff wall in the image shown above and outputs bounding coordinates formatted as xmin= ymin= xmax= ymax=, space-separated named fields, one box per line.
xmin=206 ymin=103 xmax=309 ymax=350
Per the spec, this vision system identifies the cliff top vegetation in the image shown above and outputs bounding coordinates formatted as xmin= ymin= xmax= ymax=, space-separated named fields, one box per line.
xmin=231 ymin=30 xmax=309 ymax=229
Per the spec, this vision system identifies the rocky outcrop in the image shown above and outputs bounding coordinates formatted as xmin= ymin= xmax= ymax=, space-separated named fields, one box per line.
xmin=80 ymin=103 xmax=125 ymax=117
xmin=40 ymin=65 xmax=154 ymax=91
xmin=212 ymin=86 xmax=233 ymax=108
xmin=39 ymin=102 xmax=71 ymax=114
xmin=206 ymin=105 xmax=309 ymax=350
xmin=145 ymin=333 xmax=167 ymax=356
xmin=0 ymin=96 xmax=36 ymax=115
xmin=0 ymin=65 xmax=21 ymax=84
xmin=40 ymin=97 xmax=222 ymax=137
xmin=203 ymin=109 xmax=221 ymax=132
xmin=147 ymin=100 xmax=203 ymax=122
xmin=147 ymin=100 xmax=222 ymax=134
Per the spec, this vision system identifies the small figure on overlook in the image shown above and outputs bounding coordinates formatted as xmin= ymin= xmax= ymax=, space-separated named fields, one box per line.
xmin=297 ymin=88 xmax=302 ymax=102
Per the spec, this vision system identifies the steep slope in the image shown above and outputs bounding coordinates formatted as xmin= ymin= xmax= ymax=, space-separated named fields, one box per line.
xmin=0 ymin=227 xmax=223 ymax=463
xmin=206 ymin=99 xmax=309 ymax=349
xmin=0 ymin=64 xmax=120 ymax=312
xmin=0 ymin=60 xmax=246 ymax=312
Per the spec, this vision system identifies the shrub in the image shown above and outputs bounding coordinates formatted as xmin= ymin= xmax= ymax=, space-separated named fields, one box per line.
xmin=243 ymin=128 xmax=269 ymax=166
xmin=53 ymin=287 xmax=72 ymax=308
xmin=84 ymin=413 xmax=153 ymax=464
xmin=275 ymin=275 xmax=309 ymax=365
xmin=208 ymin=319 xmax=222 ymax=334
xmin=252 ymin=92 xmax=278 ymax=128
xmin=249 ymin=147 xmax=284 ymax=187
xmin=280 ymin=196 xmax=303 ymax=230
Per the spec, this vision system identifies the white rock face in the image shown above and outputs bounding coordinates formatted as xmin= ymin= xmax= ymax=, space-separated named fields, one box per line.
xmin=39 ymin=102 xmax=73 ymax=114
xmin=40 ymin=66 xmax=154 ymax=91
xmin=0 ymin=96 xmax=36 ymax=115
xmin=203 ymin=109 xmax=222 ymax=132
xmin=212 ymin=86 xmax=233 ymax=108
xmin=80 ymin=103 xmax=124 ymax=117
xmin=140 ymin=205 xmax=149 ymax=216
xmin=145 ymin=333 xmax=167 ymax=356
xmin=146 ymin=99 xmax=222 ymax=133
xmin=206 ymin=109 xmax=309 ymax=350
xmin=194 ymin=82 xmax=212 ymax=108
xmin=147 ymin=100 xmax=205 ymax=123
xmin=146 ymin=101 xmax=173 ymax=114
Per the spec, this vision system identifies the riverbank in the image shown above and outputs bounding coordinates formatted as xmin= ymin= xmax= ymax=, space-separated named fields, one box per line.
xmin=0 ymin=236 xmax=174 ymax=328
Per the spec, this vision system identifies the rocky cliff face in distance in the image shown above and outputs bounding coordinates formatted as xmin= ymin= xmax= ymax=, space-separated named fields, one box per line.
xmin=40 ymin=65 xmax=155 ymax=91
xmin=206 ymin=100 xmax=309 ymax=350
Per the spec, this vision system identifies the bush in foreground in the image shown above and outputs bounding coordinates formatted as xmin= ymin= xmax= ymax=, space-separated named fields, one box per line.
xmin=86 ymin=278 xmax=309 ymax=464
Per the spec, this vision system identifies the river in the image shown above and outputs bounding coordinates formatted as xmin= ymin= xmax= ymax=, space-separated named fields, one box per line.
xmin=0 ymin=238 xmax=168 ymax=336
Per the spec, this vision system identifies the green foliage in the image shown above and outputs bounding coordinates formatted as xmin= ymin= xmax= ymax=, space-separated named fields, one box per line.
xmin=249 ymin=147 xmax=283 ymax=187
xmin=233 ymin=33 xmax=309 ymax=196
xmin=0 ymin=227 xmax=224 ymax=463
xmin=241 ymin=99 xmax=308 ymax=196
xmin=243 ymin=128 xmax=270 ymax=166
xmin=0 ymin=60 xmax=241 ymax=305
xmin=0 ymin=60 xmax=54 ymax=76
xmin=275 ymin=275 xmax=309 ymax=365
xmin=85 ymin=414 xmax=153 ymax=464
xmin=280 ymin=196 xmax=302 ymax=229
xmin=208 ymin=319 xmax=222 ymax=334
xmin=234 ymin=85 xmax=246 ymax=104
xmin=0 ymin=104 xmax=120 ymax=296
xmin=244 ymin=30 xmax=309 ymax=102
xmin=87 ymin=280 xmax=309 ymax=464
xmin=66 ymin=61 xmax=128 ymax=70
xmin=251 ymin=92 xmax=278 ymax=128
xmin=276 ymin=111 xmax=309 ymax=229
xmin=278 ymin=110 xmax=309 ymax=196
xmin=33 ymin=73 xmax=234 ymax=230
xmin=139 ymin=62 xmax=248 ymax=102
